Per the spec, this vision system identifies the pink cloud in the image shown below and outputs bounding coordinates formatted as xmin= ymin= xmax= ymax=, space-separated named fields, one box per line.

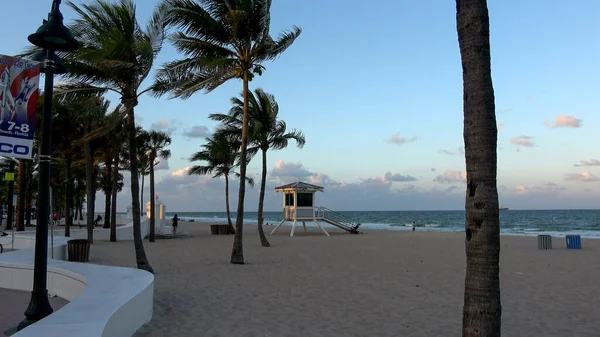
xmin=433 ymin=170 xmax=467 ymax=183
xmin=564 ymin=172 xmax=599 ymax=182
xmin=545 ymin=114 xmax=583 ymax=128
xmin=510 ymin=135 xmax=534 ymax=147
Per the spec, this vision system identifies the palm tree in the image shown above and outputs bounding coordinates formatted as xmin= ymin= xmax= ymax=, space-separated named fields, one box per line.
xmin=146 ymin=130 xmax=172 ymax=242
xmin=189 ymin=131 xmax=254 ymax=234
xmin=456 ymin=0 xmax=501 ymax=335
xmin=135 ymin=128 xmax=152 ymax=216
xmin=211 ymin=89 xmax=305 ymax=247
xmin=109 ymin=119 xmax=128 ymax=242
xmin=155 ymin=0 xmax=302 ymax=264
xmin=47 ymin=0 xmax=167 ymax=272
xmin=76 ymin=95 xmax=110 ymax=243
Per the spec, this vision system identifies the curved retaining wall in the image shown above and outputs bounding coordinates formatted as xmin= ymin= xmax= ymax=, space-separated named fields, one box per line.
xmin=0 ymin=230 xmax=153 ymax=336
xmin=25 ymin=217 xmax=150 ymax=242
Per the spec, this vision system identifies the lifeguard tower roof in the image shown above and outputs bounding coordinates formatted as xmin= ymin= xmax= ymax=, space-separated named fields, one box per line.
xmin=274 ymin=181 xmax=324 ymax=192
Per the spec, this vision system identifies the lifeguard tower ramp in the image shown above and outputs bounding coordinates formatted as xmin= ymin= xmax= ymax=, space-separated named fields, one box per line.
xmin=270 ymin=182 xmax=361 ymax=237
xmin=315 ymin=206 xmax=361 ymax=234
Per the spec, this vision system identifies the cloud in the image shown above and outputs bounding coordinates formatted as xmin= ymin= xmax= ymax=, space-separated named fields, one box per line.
xmin=574 ymin=159 xmax=600 ymax=167
xmin=433 ymin=170 xmax=467 ymax=183
xmin=439 ymin=147 xmax=464 ymax=155
xmin=182 ymin=125 xmax=211 ymax=139
xmin=510 ymin=183 xmax=566 ymax=194
xmin=154 ymin=158 xmax=169 ymax=171
xmin=564 ymin=172 xmax=599 ymax=182
xmin=386 ymin=133 xmax=419 ymax=146
xmin=150 ymin=118 xmax=178 ymax=135
xmin=383 ymin=172 xmax=418 ymax=182
xmin=95 ymin=159 xmax=600 ymax=213
xmin=509 ymin=135 xmax=534 ymax=147
xmin=545 ymin=115 xmax=583 ymax=128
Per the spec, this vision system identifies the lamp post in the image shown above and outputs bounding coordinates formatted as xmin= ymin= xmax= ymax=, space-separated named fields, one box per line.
xmin=17 ymin=0 xmax=79 ymax=331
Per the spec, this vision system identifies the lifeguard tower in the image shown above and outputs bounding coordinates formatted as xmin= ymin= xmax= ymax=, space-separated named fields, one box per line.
xmin=270 ymin=182 xmax=361 ymax=237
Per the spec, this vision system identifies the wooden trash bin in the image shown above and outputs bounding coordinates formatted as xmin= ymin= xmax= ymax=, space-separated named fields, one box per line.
xmin=537 ymin=235 xmax=552 ymax=250
xmin=68 ymin=239 xmax=91 ymax=262
xmin=210 ymin=225 xmax=219 ymax=235
xmin=218 ymin=225 xmax=229 ymax=235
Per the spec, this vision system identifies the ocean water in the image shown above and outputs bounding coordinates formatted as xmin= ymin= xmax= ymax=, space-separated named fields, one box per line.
xmin=165 ymin=209 xmax=600 ymax=238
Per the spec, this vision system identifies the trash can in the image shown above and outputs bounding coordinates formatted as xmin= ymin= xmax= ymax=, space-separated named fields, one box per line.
xmin=218 ymin=225 xmax=229 ymax=235
xmin=210 ymin=225 xmax=219 ymax=235
xmin=68 ymin=239 xmax=91 ymax=262
xmin=537 ymin=235 xmax=552 ymax=250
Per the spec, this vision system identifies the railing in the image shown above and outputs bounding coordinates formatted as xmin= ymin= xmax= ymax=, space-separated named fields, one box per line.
xmin=315 ymin=207 xmax=361 ymax=234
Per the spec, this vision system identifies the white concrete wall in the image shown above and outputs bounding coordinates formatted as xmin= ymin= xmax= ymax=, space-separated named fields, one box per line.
xmin=0 ymin=228 xmax=154 ymax=336
xmin=25 ymin=217 xmax=150 ymax=242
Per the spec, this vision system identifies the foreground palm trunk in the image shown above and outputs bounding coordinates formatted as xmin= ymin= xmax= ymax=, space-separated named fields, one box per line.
xmin=16 ymin=160 xmax=25 ymax=231
xmin=149 ymin=159 xmax=156 ymax=242
xmin=126 ymin=103 xmax=154 ymax=273
xmin=257 ymin=149 xmax=270 ymax=247
xmin=103 ymin=157 xmax=112 ymax=229
xmin=84 ymin=141 xmax=95 ymax=243
xmin=64 ymin=158 xmax=73 ymax=237
xmin=110 ymin=152 xmax=119 ymax=242
xmin=231 ymin=75 xmax=250 ymax=264
xmin=456 ymin=0 xmax=501 ymax=336
xmin=224 ymin=174 xmax=235 ymax=234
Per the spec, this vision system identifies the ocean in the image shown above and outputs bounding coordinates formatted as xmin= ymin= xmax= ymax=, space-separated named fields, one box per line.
xmin=165 ymin=209 xmax=600 ymax=238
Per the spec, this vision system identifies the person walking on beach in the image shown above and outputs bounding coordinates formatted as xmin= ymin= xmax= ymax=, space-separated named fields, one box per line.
xmin=412 ymin=221 xmax=416 ymax=232
xmin=172 ymin=214 xmax=178 ymax=234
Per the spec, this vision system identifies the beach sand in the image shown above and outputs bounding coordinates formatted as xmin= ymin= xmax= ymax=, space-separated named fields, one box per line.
xmin=88 ymin=221 xmax=600 ymax=337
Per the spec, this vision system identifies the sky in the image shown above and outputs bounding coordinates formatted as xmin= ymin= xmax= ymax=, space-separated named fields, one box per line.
xmin=1 ymin=0 xmax=599 ymax=211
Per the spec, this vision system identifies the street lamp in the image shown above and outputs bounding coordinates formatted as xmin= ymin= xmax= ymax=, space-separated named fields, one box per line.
xmin=17 ymin=0 xmax=79 ymax=331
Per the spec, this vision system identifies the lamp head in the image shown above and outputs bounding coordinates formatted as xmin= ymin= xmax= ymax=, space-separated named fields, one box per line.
xmin=27 ymin=1 xmax=80 ymax=52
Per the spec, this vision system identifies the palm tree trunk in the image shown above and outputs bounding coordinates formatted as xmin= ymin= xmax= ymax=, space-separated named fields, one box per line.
xmin=84 ymin=141 xmax=95 ymax=243
xmin=103 ymin=156 xmax=112 ymax=228
xmin=6 ymin=160 xmax=15 ymax=230
xmin=64 ymin=157 xmax=73 ymax=237
xmin=126 ymin=101 xmax=153 ymax=273
xmin=140 ymin=174 xmax=145 ymax=216
xmin=224 ymin=173 xmax=234 ymax=234
xmin=149 ymin=157 xmax=155 ymax=242
xmin=16 ymin=160 xmax=25 ymax=231
xmin=231 ymin=74 xmax=250 ymax=264
xmin=25 ymin=164 xmax=32 ymax=227
xmin=457 ymin=1 xmax=501 ymax=336
xmin=257 ymin=149 xmax=270 ymax=247
xmin=110 ymin=152 xmax=119 ymax=242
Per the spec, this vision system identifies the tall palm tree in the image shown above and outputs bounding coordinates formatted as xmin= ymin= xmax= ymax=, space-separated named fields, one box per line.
xmin=456 ymin=0 xmax=501 ymax=335
xmin=76 ymin=95 xmax=110 ymax=243
xmin=189 ymin=131 xmax=254 ymax=234
xmin=146 ymin=130 xmax=171 ymax=242
xmin=211 ymin=88 xmax=305 ymax=247
xmin=109 ymin=119 xmax=128 ymax=242
xmin=135 ymin=128 xmax=152 ymax=215
xmin=155 ymin=0 xmax=302 ymax=264
xmin=47 ymin=0 xmax=167 ymax=272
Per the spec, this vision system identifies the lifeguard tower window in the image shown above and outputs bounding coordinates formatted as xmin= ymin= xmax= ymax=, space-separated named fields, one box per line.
xmin=285 ymin=193 xmax=294 ymax=206
xmin=296 ymin=193 xmax=313 ymax=207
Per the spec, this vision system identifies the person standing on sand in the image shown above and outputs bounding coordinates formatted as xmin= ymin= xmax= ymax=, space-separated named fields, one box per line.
xmin=172 ymin=214 xmax=178 ymax=234
xmin=412 ymin=221 xmax=416 ymax=232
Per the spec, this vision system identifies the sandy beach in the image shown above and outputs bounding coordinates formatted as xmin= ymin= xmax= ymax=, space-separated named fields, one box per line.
xmin=87 ymin=221 xmax=600 ymax=337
